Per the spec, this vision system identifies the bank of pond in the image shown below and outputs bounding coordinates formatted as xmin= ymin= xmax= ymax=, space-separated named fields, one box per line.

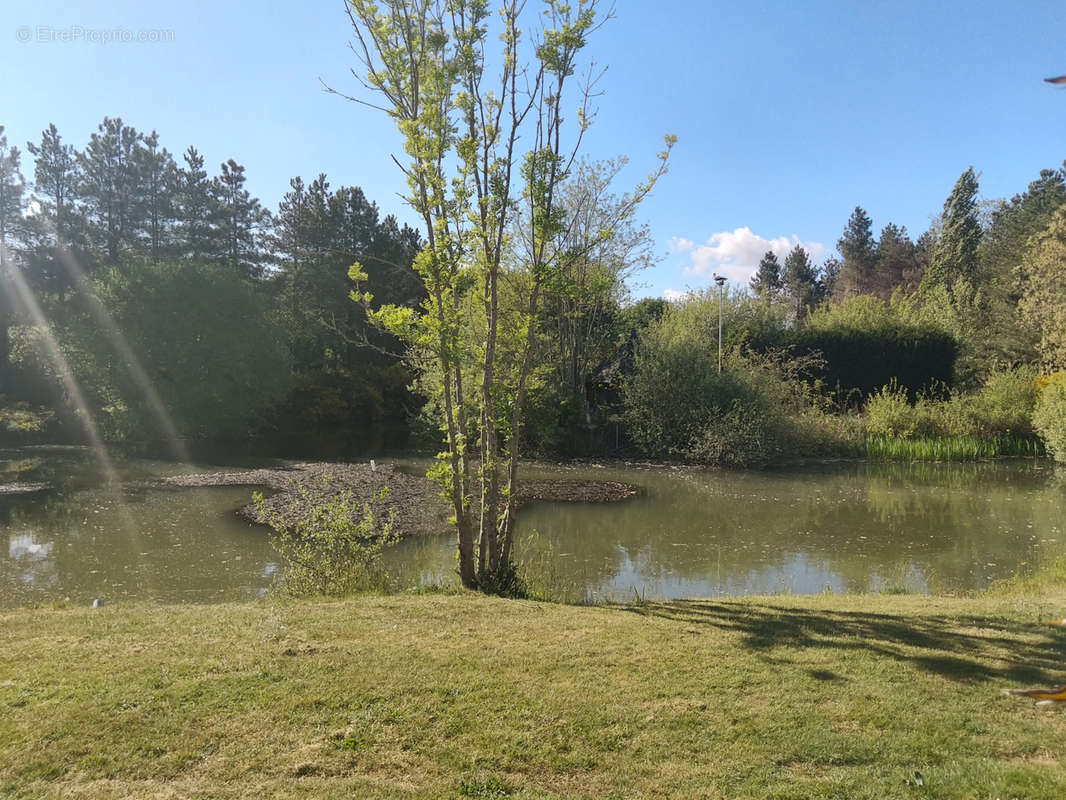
xmin=1 ymin=446 xmax=1065 ymax=609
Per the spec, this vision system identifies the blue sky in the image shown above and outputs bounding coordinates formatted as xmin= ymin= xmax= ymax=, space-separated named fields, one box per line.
xmin=3 ymin=0 xmax=1065 ymax=299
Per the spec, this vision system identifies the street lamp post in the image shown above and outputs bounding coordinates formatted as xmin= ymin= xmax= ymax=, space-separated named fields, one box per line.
xmin=712 ymin=273 xmax=726 ymax=373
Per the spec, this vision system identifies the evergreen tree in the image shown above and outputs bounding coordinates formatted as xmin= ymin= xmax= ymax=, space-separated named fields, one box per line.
xmin=25 ymin=124 xmax=84 ymax=295
xmin=0 ymin=127 xmax=27 ymax=387
xmin=874 ymin=222 xmax=916 ymax=298
xmin=782 ymin=244 xmax=818 ymax=324
xmin=749 ymin=250 xmax=782 ymax=299
xmin=134 ymin=131 xmax=177 ymax=262
xmin=983 ymin=166 xmax=1066 ymax=285
xmin=0 ymin=127 xmax=26 ymax=268
xmin=174 ymin=147 xmax=219 ymax=261
xmin=922 ymin=166 xmax=982 ymax=291
xmin=26 ymin=124 xmax=79 ymax=250
xmin=906 ymin=230 xmax=935 ymax=292
xmin=817 ymin=256 xmax=842 ymax=302
xmin=213 ymin=159 xmax=268 ymax=277
xmin=78 ymin=117 xmax=144 ymax=266
xmin=835 ymin=206 xmax=878 ymax=299
xmin=980 ymin=165 xmax=1066 ymax=364
xmin=273 ymin=176 xmax=310 ymax=319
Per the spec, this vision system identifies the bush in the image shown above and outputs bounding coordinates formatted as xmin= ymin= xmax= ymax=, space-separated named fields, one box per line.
xmin=624 ymin=300 xmax=851 ymax=466
xmin=967 ymin=366 xmax=1040 ymax=438
xmin=1034 ymin=376 xmax=1066 ymax=463
xmin=685 ymin=402 xmax=781 ymax=468
xmin=252 ymin=479 xmax=398 ymax=597
xmin=866 ymin=368 xmax=1041 ymax=443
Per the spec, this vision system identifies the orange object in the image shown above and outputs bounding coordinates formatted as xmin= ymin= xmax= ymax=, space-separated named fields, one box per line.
xmin=1045 ymin=75 xmax=1066 ymax=85
xmin=1007 ymin=685 xmax=1066 ymax=701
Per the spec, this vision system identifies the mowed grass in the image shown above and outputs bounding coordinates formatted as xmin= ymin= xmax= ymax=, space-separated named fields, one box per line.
xmin=2 ymin=589 xmax=1066 ymax=799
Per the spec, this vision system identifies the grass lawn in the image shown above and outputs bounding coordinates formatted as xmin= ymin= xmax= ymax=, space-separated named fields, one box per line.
xmin=2 ymin=588 xmax=1066 ymax=799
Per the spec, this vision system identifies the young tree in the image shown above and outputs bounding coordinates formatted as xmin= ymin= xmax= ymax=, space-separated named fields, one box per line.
xmin=922 ymin=166 xmax=982 ymax=292
xmin=337 ymin=0 xmax=671 ymax=590
xmin=835 ymin=206 xmax=878 ymax=299
xmin=540 ymin=157 xmax=655 ymax=425
xmin=749 ymin=250 xmax=782 ymax=299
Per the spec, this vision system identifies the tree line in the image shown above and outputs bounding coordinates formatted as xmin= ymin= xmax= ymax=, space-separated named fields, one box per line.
xmin=0 ymin=119 xmax=424 ymax=451
xmin=744 ymin=162 xmax=1066 ymax=380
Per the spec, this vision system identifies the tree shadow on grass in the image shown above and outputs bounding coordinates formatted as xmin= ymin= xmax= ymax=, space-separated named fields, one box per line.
xmin=622 ymin=599 xmax=1066 ymax=685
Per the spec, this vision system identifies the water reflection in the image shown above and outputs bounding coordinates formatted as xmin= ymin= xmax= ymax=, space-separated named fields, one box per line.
xmin=387 ymin=459 xmax=1065 ymax=601
xmin=1 ymin=451 xmax=1064 ymax=607
xmin=0 ymin=450 xmax=276 ymax=607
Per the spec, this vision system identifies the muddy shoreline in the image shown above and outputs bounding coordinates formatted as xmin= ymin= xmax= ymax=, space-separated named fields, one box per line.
xmin=156 ymin=461 xmax=641 ymax=536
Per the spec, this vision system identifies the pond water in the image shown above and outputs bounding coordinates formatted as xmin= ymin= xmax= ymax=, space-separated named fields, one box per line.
xmin=1 ymin=447 xmax=1064 ymax=607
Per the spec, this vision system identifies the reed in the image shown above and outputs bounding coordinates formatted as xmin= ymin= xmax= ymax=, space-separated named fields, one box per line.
xmin=865 ymin=433 xmax=1044 ymax=461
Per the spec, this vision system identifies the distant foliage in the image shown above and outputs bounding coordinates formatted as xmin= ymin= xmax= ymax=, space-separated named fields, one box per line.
xmin=1020 ymin=205 xmax=1066 ymax=372
xmin=26 ymin=259 xmax=292 ymax=441
xmin=624 ymin=295 xmax=854 ymax=466
xmin=1034 ymin=376 xmax=1066 ymax=463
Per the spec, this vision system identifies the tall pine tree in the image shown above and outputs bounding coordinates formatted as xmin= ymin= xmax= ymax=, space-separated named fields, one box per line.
xmin=213 ymin=159 xmax=268 ymax=277
xmin=25 ymin=124 xmax=84 ymax=295
xmin=874 ymin=222 xmax=916 ymax=298
xmin=134 ymin=131 xmax=177 ymax=262
xmin=782 ymin=244 xmax=818 ymax=324
xmin=749 ymin=249 xmax=782 ymax=299
xmin=174 ymin=147 xmax=219 ymax=261
xmin=78 ymin=117 xmax=144 ymax=266
xmin=0 ymin=127 xmax=27 ymax=387
xmin=835 ymin=206 xmax=878 ymax=299
xmin=0 ymin=127 xmax=26 ymax=268
xmin=922 ymin=166 xmax=982 ymax=292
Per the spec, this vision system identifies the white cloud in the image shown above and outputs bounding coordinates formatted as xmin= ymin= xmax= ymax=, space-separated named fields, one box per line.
xmin=677 ymin=227 xmax=827 ymax=284
xmin=663 ymin=288 xmax=688 ymax=301
xmin=668 ymin=236 xmax=694 ymax=253
xmin=22 ymin=199 xmax=41 ymax=218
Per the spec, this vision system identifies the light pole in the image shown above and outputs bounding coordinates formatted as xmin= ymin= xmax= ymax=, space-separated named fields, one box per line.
xmin=712 ymin=273 xmax=726 ymax=373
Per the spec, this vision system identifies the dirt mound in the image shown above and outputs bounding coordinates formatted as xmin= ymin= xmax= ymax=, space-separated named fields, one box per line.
xmin=157 ymin=461 xmax=641 ymax=538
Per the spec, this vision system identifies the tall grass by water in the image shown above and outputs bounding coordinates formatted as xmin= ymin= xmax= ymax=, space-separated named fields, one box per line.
xmin=865 ymin=433 xmax=1044 ymax=461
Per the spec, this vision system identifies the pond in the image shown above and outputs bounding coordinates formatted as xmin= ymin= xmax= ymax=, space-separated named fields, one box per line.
xmin=1 ymin=447 xmax=1064 ymax=607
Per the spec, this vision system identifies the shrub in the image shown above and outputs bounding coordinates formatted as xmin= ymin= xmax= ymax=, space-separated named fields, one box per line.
xmin=967 ymin=366 xmax=1040 ymax=438
xmin=624 ymin=301 xmax=851 ymax=466
xmin=866 ymin=368 xmax=1042 ymax=444
xmin=252 ymin=479 xmax=398 ymax=597
xmin=864 ymin=384 xmax=918 ymax=438
xmin=686 ymin=402 xmax=781 ymax=468
xmin=1034 ymin=376 xmax=1066 ymax=462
